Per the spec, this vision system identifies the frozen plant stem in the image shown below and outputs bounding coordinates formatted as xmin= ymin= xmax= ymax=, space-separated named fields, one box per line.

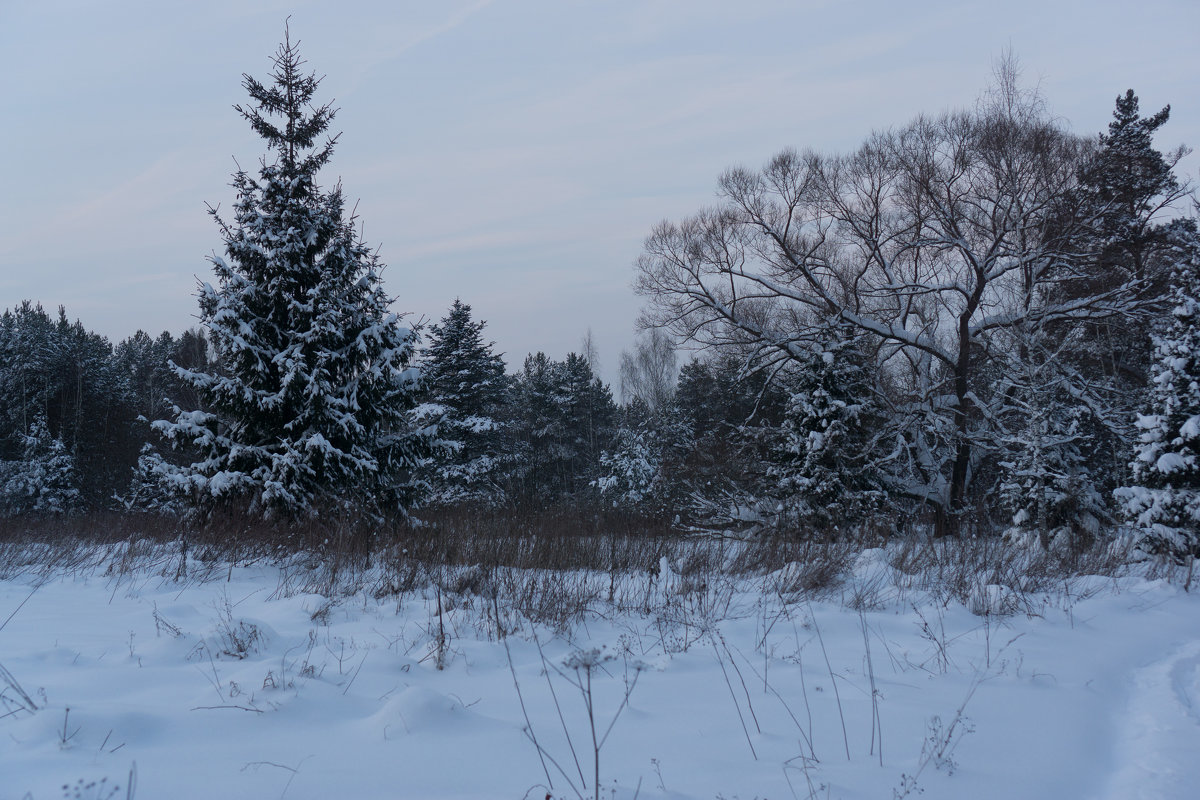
xmin=59 ymin=706 xmax=80 ymax=748
xmin=341 ymin=652 xmax=368 ymax=696
xmin=791 ymin=617 xmax=816 ymax=760
xmin=0 ymin=661 xmax=38 ymax=716
xmin=585 ymin=663 xmax=599 ymax=798
xmin=810 ymin=603 xmax=850 ymax=761
xmin=731 ymin=641 xmax=815 ymax=761
xmin=860 ymin=609 xmax=882 ymax=766
xmin=0 ymin=583 xmax=40 ymax=634
xmin=503 ymin=636 xmax=556 ymax=793
xmin=712 ymin=638 xmax=757 ymax=761
xmin=436 ymin=587 xmax=446 ymax=671
xmin=535 ymin=633 xmax=586 ymax=789
xmin=718 ymin=634 xmax=761 ymax=734
xmin=562 ymin=648 xmax=644 ymax=800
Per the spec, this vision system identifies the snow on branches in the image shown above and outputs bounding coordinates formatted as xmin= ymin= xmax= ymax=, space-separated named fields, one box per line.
xmin=153 ymin=30 xmax=424 ymax=519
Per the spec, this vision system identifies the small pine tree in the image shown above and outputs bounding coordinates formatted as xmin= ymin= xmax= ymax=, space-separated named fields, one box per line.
xmin=997 ymin=312 xmax=1110 ymax=550
xmin=594 ymin=399 xmax=660 ymax=509
xmin=768 ymin=326 xmax=886 ymax=532
xmin=154 ymin=30 xmax=423 ymax=518
xmin=413 ymin=300 xmax=509 ymax=504
xmin=595 ymin=396 xmax=692 ymax=514
xmin=119 ymin=444 xmax=185 ymax=515
xmin=1115 ymin=226 xmax=1200 ymax=559
xmin=0 ymin=414 xmax=79 ymax=515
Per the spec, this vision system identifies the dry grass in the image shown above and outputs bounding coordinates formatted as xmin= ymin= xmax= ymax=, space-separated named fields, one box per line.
xmin=0 ymin=507 xmax=1164 ymax=638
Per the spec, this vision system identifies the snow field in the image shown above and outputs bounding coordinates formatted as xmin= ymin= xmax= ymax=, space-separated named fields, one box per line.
xmin=2 ymin=553 xmax=1198 ymax=799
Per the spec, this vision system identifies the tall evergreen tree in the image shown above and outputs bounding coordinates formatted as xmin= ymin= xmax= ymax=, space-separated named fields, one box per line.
xmin=560 ymin=352 xmax=616 ymax=483
xmin=0 ymin=302 xmax=59 ymax=447
xmin=413 ymin=299 xmax=509 ymax=504
xmin=672 ymin=353 xmax=786 ymax=514
xmin=153 ymin=30 xmax=423 ymax=518
xmin=1081 ymin=90 xmax=1190 ymax=289
xmin=1064 ymin=91 xmax=1191 ymax=385
xmin=1057 ymin=90 xmax=1193 ymax=512
xmin=1115 ymin=226 xmax=1200 ymax=559
xmin=506 ymin=352 xmax=561 ymax=501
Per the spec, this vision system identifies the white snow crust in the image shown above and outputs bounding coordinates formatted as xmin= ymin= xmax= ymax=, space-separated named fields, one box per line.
xmin=2 ymin=557 xmax=1198 ymax=799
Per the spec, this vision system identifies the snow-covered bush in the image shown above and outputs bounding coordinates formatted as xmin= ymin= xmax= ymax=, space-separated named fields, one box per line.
xmin=0 ymin=415 xmax=79 ymax=515
xmin=595 ymin=422 xmax=660 ymax=508
xmin=998 ymin=341 xmax=1108 ymax=550
xmin=116 ymin=444 xmax=185 ymax=516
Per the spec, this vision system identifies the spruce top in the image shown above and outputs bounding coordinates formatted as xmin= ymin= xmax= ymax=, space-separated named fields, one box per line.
xmin=236 ymin=29 xmax=338 ymax=174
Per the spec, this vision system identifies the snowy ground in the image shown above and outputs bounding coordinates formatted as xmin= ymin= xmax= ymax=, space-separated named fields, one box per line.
xmin=2 ymin=549 xmax=1198 ymax=799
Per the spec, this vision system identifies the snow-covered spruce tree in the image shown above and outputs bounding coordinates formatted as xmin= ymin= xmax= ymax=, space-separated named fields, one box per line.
xmin=1115 ymin=226 xmax=1200 ymax=559
xmin=119 ymin=444 xmax=186 ymax=515
xmin=153 ymin=31 xmax=423 ymax=518
xmin=506 ymin=352 xmax=617 ymax=502
xmin=595 ymin=393 xmax=692 ymax=514
xmin=767 ymin=324 xmax=886 ymax=533
xmin=0 ymin=413 xmax=79 ymax=515
xmin=594 ymin=398 xmax=661 ymax=509
xmin=411 ymin=299 xmax=509 ymax=505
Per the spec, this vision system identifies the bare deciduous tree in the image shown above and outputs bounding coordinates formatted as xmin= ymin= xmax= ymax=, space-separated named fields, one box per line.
xmin=635 ymin=76 xmax=1139 ymax=535
xmin=619 ymin=328 xmax=677 ymax=414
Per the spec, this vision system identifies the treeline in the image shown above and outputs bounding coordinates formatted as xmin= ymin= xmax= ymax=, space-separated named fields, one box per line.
xmin=0 ymin=302 xmax=208 ymax=513
xmin=0 ymin=296 xmax=787 ymax=528
xmin=4 ymin=36 xmax=1199 ymax=561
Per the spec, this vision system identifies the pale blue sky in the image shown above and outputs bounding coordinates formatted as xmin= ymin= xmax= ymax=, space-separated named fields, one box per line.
xmin=2 ymin=0 xmax=1197 ymax=383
